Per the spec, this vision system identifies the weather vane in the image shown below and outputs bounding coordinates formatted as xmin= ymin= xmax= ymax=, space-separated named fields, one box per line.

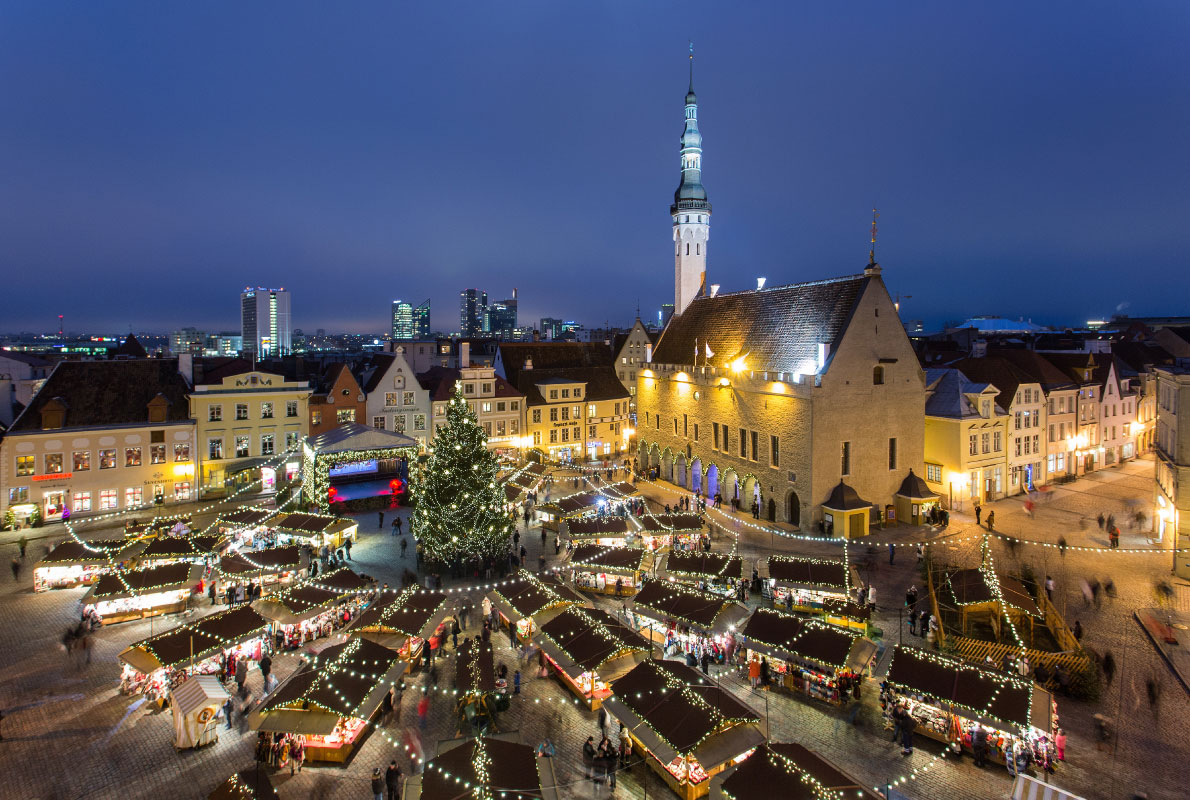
xmin=869 ymin=207 xmax=880 ymax=266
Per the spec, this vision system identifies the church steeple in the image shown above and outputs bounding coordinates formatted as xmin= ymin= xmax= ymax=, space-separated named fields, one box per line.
xmin=672 ymin=43 xmax=711 ymax=317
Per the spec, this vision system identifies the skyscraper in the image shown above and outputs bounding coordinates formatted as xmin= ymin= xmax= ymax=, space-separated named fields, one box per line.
xmin=413 ymin=299 xmax=432 ymax=339
xmin=391 ymin=300 xmax=414 ymax=340
xmin=240 ymin=287 xmax=291 ymax=357
xmin=671 ymin=46 xmax=711 ymax=316
xmin=484 ymin=289 xmax=518 ymax=338
xmin=459 ymin=289 xmax=488 ymax=337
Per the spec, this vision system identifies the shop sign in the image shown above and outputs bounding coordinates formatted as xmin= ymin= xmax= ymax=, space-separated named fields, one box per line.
xmin=33 ymin=473 xmax=72 ymax=482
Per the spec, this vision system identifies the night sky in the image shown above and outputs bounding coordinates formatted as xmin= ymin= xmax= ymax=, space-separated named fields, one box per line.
xmin=2 ymin=2 xmax=1187 ymax=335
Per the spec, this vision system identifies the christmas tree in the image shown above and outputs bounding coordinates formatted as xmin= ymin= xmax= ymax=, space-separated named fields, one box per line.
xmin=411 ymin=382 xmax=514 ymax=566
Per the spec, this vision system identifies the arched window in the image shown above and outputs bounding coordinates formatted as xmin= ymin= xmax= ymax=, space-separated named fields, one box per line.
xmin=696 ymin=243 xmax=700 ymax=255
xmin=873 ymin=365 xmax=885 ymax=385
xmin=686 ymin=243 xmax=690 ymax=255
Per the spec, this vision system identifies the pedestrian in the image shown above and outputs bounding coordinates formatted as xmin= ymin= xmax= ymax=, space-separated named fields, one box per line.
xmin=1080 ymin=579 xmax=1093 ymax=607
xmin=1058 ymin=535 xmax=1067 ymax=557
xmin=867 ymin=585 xmax=877 ymax=611
xmin=975 ymin=504 xmax=982 ymax=525
xmin=599 ymin=705 xmax=609 ymax=736
xmin=1097 ymin=512 xmax=1105 ymax=529
xmin=346 ymin=538 xmax=353 ymax=560
xmin=1055 ymin=728 xmax=1066 ymax=761
xmin=371 ymin=767 xmax=385 ymax=800
xmin=10 ymin=558 xmax=20 ymax=581
xmin=513 ymin=530 xmax=520 ymax=549
xmin=451 ymin=617 xmax=460 ymax=649
xmin=541 ymin=529 xmax=547 ymax=549
xmin=554 ymin=535 xmax=560 ymax=555
xmin=973 ymin=725 xmax=989 ymax=767
xmin=986 ymin=510 xmax=995 ymax=530
xmin=1073 ymin=620 xmax=1083 ymax=641
xmin=1045 ymin=575 xmax=1055 ymax=601
xmin=900 ymin=708 xmax=916 ymax=755
xmin=905 ymin=585 xmax=918 ymax=610
xmin=748 ymin=657 xmax=761 ymax=688
xmin=519 ymin=545 xmax=527 ymax=566
xmin=1102 ymin=650 xmax=1116 ymax=687
xmin=1109 ymin=527 xmax=1119 ymax=549
xmin=260 ymin=653 xmax=272 ymax=682
xmin=417 ymin=690 xmax=429 ymax=729
xmin=386 ymin=760 xmax=402 ymax=800
xmin=381 ymin=686 xmax=395 ymax=726
xmin=235 ymin=655 xmax=248 ymax=693
xmin=460 ymin=601 xmax=470 ymax=631
xmin=391 ymin=519 xmax=399 ymax=537
xmin=760 ymin=656 xmax=771 ymax=688
xmin=222 ymin=696 xmax=235 ymax=729
xmin=18 ymin=536 xmax=27 ymax=560
xmin=583 ymin=736 xmax=597 ymax=780
xmin=888 ymin=543 xmax=895 ymax=564
xmin=208 ymin=581 xmax=217 ymax=606
xmin=514 ymin=669 xmax=521 ymax=695
xmin=400 ymin=537 xmax=408 ymax=557
xmin=395 ymin=516 xmax=403 ymax=536
xmin=379 ymin=510 xmax=385 ymax=529
xmin=908 ymin=611 xmax=917 ymax=635
xmin=291 ymin=736 xmax=304 ymax=773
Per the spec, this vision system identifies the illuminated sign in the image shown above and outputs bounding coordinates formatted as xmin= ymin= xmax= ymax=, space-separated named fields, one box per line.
xmin=33 ymin=473 xmax=72 ymax=482
xmin=329 ymin=459 xmax=378 ymax=478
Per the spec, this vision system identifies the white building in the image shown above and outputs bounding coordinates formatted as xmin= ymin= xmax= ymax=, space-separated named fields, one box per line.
xmin=241 ymin=287 xmax=291 ymax=357
xmin=357 ymin=349 xmax=433 ymax=450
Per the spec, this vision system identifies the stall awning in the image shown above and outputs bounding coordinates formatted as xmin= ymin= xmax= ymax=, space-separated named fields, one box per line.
xmin=253 ymin=708 xmax=340 ymax=736
xmin=84 ymin=562 xmax=202 ymax=604
xmin=601 ymin=695 xmax=679 ymax=765
xmin=692 ymin=723 xmax=767 ymax=773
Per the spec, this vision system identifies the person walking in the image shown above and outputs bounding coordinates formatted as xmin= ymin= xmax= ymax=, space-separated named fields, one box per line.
xmin=371 ymin=767 xmax=385 ymax=800
xmin=888 ymin=543 xmax=895 ymax=565
xmin=1045 ymin=575 xmax=1055 ymax=601
xmin=748 ymin=657 xmax=761 ymax=688
xmin=451 ymin=617 xmax=460 ymax=649
xmin=417 ymin=690 xmax=430 ymax=730
xmin=378 ymin=511 xmax=385 ymax=530
xmin=391 ymin=518 xmax=399 ymax=537
xmin=908 ymin=611 xmax=917 ymax=635
xmin=381 ymin=686 xmax=395 ymax=726
xmin=400 ymin=537 xmax=408 ymax=558
xmin=1073 ymin=620 xmax=1083 ymax=641
xmin=235 ymin=655 xmax=248 ymax=694
xmin=867 ymin=585 xmax=877 ymax=612
xmin=973 ymin=725 xmax=989 ymax=767
xmin=1097 ymin=512 xmax=1105 ymax=530
xmin=986 ymin=510 xmax=995 ymax=531
xmin=513 ymin=669 xmax=521 ymax=695
xmin=10 ymin=558 xmax=20 ymax=581
xmin=208 ymin=581 xmax=218 ymax=606
xmin=18 ymin=536 xmax=27 ymax=560
xmin=345 ymin=538 xmax=353 ymax=560
xmin=385 ymin=760 xmax=402 ymax=800
xmin=975 ymin=504 xmax=982 ymax=526
xmin=519 ymin=545 xmax=527 ymax=566
xmin=223 ymin=696 xmax=235 ymax=729
xmin=395 ymin=516 xmax=403 ymax=536
xmin=1055 ymin=728 xmax=1066 ymax=761
xmin=259 ymin=653 xmax=272 ymax=684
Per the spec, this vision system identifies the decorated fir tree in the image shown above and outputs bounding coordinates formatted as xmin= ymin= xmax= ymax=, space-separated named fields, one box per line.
xmin=411 ymin=382 xmax=514 ymax=566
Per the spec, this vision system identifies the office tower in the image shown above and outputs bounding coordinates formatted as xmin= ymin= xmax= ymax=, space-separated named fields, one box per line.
xmin=485 ymin=289 xmax=518 ymax=338
xmin=412 ymin=299 xmax=431 ymax=339
xmin=170 ymin=328 xmax=206 ymax=355
xmin=240 ymin=287 xmax=291 ymax=357
xmin=460 ymin=289 xmax=488 ymax=337
xmin=392 ymin=300 xmax=414 ymax=340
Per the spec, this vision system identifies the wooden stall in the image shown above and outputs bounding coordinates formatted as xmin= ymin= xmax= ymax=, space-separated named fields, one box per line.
xmin=271 ymin=512 xmax=359 ymax=549
xmin=33 ymin=538 xmax=139 ymax=591
xmin=762 ymin=556 xmax=857 ymax=615
xmin=533 ymin=606 xmax=650 ymax=709
xmin=568 ymin=544 xmax=651 ymax=596
xmin=638 ymin=514 xmax=705 ymax=551
xmin=628 ymin=578 xmax=749 ymax=666
xmin=252 ymin=567 xmax=374 ymax=649
xmin=404 ymin=735 xmax=560 ymax=800
xmin=712 ymin=742 xmax=881 ymax=800
xmin=83 ymin=562 xmax=201 ymax=624
xmin=658 ymin=551 xmax=745 ymax=597
xmin=486 ymin=569 xmax=588 ymax=642
xmin=563 ymin=517 xmax=633 ymax=547
xmin=352 ymin=587 xmax=451 ymax=661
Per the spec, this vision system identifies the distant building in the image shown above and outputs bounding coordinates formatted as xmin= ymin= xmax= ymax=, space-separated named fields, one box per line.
xmin=485 ymin=290 xmax=518 ymax=338
xmin=613 ymin=319 xmax=658 ymax=420
xmin=460 ymin=289 xmax=488 ymax=337
xmin=539 ymin=318 xmax=564 ymax=340
xmin=659 ymin=304 xmax=675 ymax=327
xmin=1154 ymin=364 xmax=1190 ymax=577
xmin=241 ymin=287 xmax=291 ymax=357
xmin=412 ymin=299 xmax=432 ymax=339
xmin=170 ymin=327 xmax=207 ymax=355
xmin=391 ymin=301 xmax=414 ymax=340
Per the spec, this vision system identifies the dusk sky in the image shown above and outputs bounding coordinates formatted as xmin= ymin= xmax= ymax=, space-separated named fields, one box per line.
xmin=2 ymin=2 xmax=1187 ymax=335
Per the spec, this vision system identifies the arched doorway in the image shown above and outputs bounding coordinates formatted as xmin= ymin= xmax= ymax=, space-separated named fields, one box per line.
xmin=705 ymin=464 xmax=719 ymax=499
xmin=662 ymin=448 xmax=674 ymax=483
xmin=786 ymin=490 xmax=801 ymax=527
xmin=690 ymin=458 xmax=702 ymax=493
xmin=637 ymin=441 xmax=650 ymax=470
xmin=743 ymin=476 xmax=761 ymax=515
xmin=767 ymin=498 xmax=776 ymax=521
xmin=649 ymin=445 xmax=662 ymax=477
xmin=675 ymin=454 xmax=687 ymax=488
xmin=721 ymin=469 xmax=739 ymax=505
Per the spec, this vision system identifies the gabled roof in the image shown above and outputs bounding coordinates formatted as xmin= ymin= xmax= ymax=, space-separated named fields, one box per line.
xmin=1040 ymin=352 xmax=1101 ymax=387
xmin=8 ymin=359 xmax=191 ymax=432
xmin=355 ymin=353 xmax=398 ymax=393
xmin=499 ymin=342 xmax=616 ymax=373
xmin=949 ymin=357 xmax=1039 ymax=409
xmin=416 ymin=366 xmax=523 ymax=402
xmin=923 ymin=368 xmax=1003 ymax=419
xmin=650 ymin=274 xmax=869 ymax=370
xmin=304 ymin=421 xmax=418 ymax=453
xmin=194 ymin=357 xmax=285 ymax=385
xmin=988 ymin=349 xmax=1077 ymax=391
xmin=112 ymin=334 xmax=148 ymax=358
xmin=1111 ymin=341 xmax=1174 ymax=377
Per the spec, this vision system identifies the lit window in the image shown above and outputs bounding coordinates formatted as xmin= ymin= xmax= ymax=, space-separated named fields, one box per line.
xmin=209 ymin=405 xmax=222 ymax=422
xmin=260 ymin=434 xmax=275 ymax=455
xmin=73 ymin=451 xmax=90 ymax=471
xmin=99 ymin=490 xmax=118 ymax=510
xmin=261 ymin=402 xmax=274 ymax=419
xmin=151 ymin=445 xmax=167 ymax=464
xmin=174 ymin=443 xmax=190 ymax=462
xmin=16 ymin=455 xmax=34 ymax=476
xmin=336 ymin=409 xmax=355 ymax=423
xmin=72 ymin=492 xmax=91 ymax=512
xmin=45 ymin=453 xmax=64 ymax=474
xmin=235 ymin=403 xmax=248 ymax=420
xmin=235 ymin=436 xmax=249 ymax=458
xmin=126 ymin=487 xmax=143 ymax=507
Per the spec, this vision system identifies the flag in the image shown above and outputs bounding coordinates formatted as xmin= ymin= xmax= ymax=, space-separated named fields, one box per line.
xmin=705 ymin=342 xmax=714 ymax=358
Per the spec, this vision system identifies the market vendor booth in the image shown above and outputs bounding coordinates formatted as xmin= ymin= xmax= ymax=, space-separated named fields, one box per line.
xmin=762 ymin=555 xmax=856 ymax=614
xmin=83 ymin=562 xmax=202 ymax=624
xmin=33 ymin=538 xmax=139 ymax=591
xmin=125 ymin=515 xmax=192 ymax=540
xmin=252 ymin=567 xmax=374 ymax=649
xmin=568 ymin=544 xmax=650 ymax=596
xmin=487 ymin=569 xmax=588 ymax=642
xmin=884 ymin=646 xmax=1059 ymax=767
xmin=455 ymin=639 xmax=507 ymax=732
xmin=135 ymin=534 xmax=223 ymax=569
xmin=941 ymin=565 xmax=1045 ymax=646
xmin=404 ymin=735 xmax=560 ymax=800
xmin=820 ymin=599 xmax=873 ymax=634
xmin=628 ymin=578 xmax=749 ymax=667
xmin=603 ymin=659 xmax=765 ymax=800
xmin=271 ymin=512 xmax=359 ymax=550
xmin=251 ymin=637 xmax=407 ymax=763
xmin=539 ymin=492 xmax=605 ymax=533
xmin=639 ymin=513 xmax=704 ymax=551
xmin=659 ymin=551 xmax=745 ymax=597
xmin=712 ymin=742 xmax=880 ymax=800
xmin=563 ymin=517 xmax=632 ymax=546
xmin=119 ymin=604 xmax=269 ymax=699
xmin=600 ymin=480 xmax=641 ymax=500
xmin=738 ymin=608 xmax=876 ymax=706
xmin=217 ymin=545 xmax=307 ymax=593
xmin=533 ymin=606 xmax=650 ymax=708
xmin=171 ymin=674 xmax=229 ymax=750
xmin=893 ymin=470 xmax=940 ymax=527
xmin=215 ymin=508 xmax=279 ymax=545
xmin=352 ymin=587 xmax=451 ymax=661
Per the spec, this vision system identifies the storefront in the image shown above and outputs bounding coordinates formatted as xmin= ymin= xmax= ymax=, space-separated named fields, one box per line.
xmin=251 ymin=637 xmax=407 ymax=763
xmin=271 ymin=512 xmax=359 ymax=550
xmin=33 ymin=538 xmax=139 ymax=591
xmin=83 ymin=562 xmax=202 ymax=624
xmin=533 ymin=606 xmax=651 ymax=709
xmin=627 ymin=578 xmax=749 ymax=667
xmin=762 ymin=555 xmax=856 ymax=614
xmin=352 ymin=587 xmax=451 ymax=662
xmin=562 ymin=517 xmax=632 ymax=547
xmin=659 ymin=551 xmax=745 ymax=597
xmin=118 ymin=604 xmax=269 ymax=701
xmin=712 ymin=742 xmax=881 ymax=800
xmin=738 ymin=608 xmax=876 ymax=706
xmin=404 ymin=736 xmax=560 ymax=800
xmin=487 ymin=568 xmax=588 ymax=642
xmin=894 ymin=470 xmax=941 ymax=527
xmin=568 ymin=544 xmax=650 ymax=596
xmin=602 ymin=659 xmax=766 ymax=800
xmin=638 ymin=514 xmax=705 ymax=552
xmin=252 ymin=567 xmax=374 ymax=650
xmin=884 ymin=647 xmax=1059 ymax=768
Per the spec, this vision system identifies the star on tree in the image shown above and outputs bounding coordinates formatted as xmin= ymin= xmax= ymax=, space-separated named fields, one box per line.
xmin=411 ymin=382 xmax=514 ymax=566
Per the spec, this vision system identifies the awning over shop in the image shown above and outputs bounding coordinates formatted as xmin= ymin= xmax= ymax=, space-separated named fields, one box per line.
xmin=660 ymin=551 xmax=744 ymax=582
xmin=895 ymin=469 xmax=940 ymax=501
xmin=353 ymin=588 xmax=451 ymax=641
xmin=944 ymin=568 xmax=1042 ymax=617
xmin=714 ymin=742 xmax=881 ymax=800
xmin=631 ymin=578 xmax=749 ymax=632
xmin=762 ymin=556 xmax=852 ymax=592
xmin=251 ymin=567 xmax=373 ymax=626
xmin=37 ymin=538 xmax=140 ymax=568
xmin=271 ymin=512 xmax=357 ymax=542
xmin=569 ymin=545 xmax=650 ymax=576
xmin=739 ymin=608 xmax=875 ymax=673
xmin=564 ymin=517 xmax=631 ymax=538
xmin=216 ymin=508 xmax=277 ymax=528
xmin=119 ymin=604 xmax=269 ymax=674
xmin=409 ymin=736 xmax=559 ymax=800
xmin=138 ymin=535 xmax=222 ymax=564
xmin=455 ymin=639 xmax=496 ymax=694
xmin=534 ymin=607 xmax=651 ymax=681
xmin=218 ymin=545 xmax=305 ymax=577
xmin=639 ymin=514 xmax=704 ymax=532
xmin=601 ymin=481 xmax=640 ymax=498
xmin=821 ymin=481 xmax=873 ymax=512
xmin=83 ymin=562 xmax=202 ymax=604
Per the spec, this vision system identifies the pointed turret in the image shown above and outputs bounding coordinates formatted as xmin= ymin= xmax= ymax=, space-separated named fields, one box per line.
xmin=672 ymin=44 xmax=711 ymax=317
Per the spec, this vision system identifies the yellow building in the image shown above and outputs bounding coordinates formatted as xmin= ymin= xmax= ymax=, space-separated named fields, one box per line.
xmin=923 ymin=367 xmax=1010 ymax=510
xmin=189 ymin=361 xmax=310 ymax=496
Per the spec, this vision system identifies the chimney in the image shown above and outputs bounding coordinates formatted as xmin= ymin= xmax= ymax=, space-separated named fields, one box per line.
xmin=524 ymin=356 xmax=533 ymax=370
xmin=177 ymin=353 xmax=194 ymax=385
xmin=460 ymin=341 xmax=471 ymax=368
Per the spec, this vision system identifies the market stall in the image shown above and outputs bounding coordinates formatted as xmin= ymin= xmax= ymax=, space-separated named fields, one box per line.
xmin=562 ymin=517 xmax=633 ymax=546
xmin=712 ymin=742 xmax=881 ymax=800
xmin=125 ymin=515 xmax=192 ymax=540
xmin=118 ymin=604 xmax=270 ymax=699
xmin=83 ymin=562 xmax=202 ymax=624
xmin=821 ymin=598 xmax=873 ymax=634
xmin=135 ymin=534 xmax=223 ymax=569
xmin=404 ymin=735 xmax=560 ymax=800
xmin=533 ymin=606 xmax=651 ymax=708
xmin=33 ymin=538 xmax=139 ymax=591
xmin=214 ymin=508 xmax=279 ymax=546
xmin=539 ymin=492 xmax=604 ymax=532
xmin=271 ymin=512 xmax=359 ymax=550
xmin=352 ymin=587 xmax=451 ymax=661
xmin=252 ymin=567 xmax=374 ymax=649
xmin=884 ymin=646 xmax=1059 ymax=768
xmin=603 ymin=659 xmax=765 ymax=800
xmin=658 ymin=551 xmax=745 ymax=597
xmin=941 ymin=566 xmax=1044 ymax=645
xmin=486 ymin=569 xmax=588 ymax=642
xmin=171 ymin=674 xmax=229 ymax=750
xmin=251 ymin=637 xmax=407 ymax=763
xmin=568 ymin=544 xmax=650 ymax=596
xmin=762 ymin=555 xmax=856 ymax=614
xmin=217 ymin=545 xmax=307 ymax=593
xmin=208 ymin=771 xmax=279 ymax=800
xmin=628 ymin=578 xmax=749 ymax=667
xmin=638 ymin=514 xmax=705 ymax=551
xmin=738 ymin=608 xmax=876 ymax=706
xmin=455 ymin=639 xmax=508 ymax=732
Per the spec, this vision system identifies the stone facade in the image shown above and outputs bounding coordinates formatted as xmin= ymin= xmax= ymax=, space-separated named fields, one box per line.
xmin=1154 ymin=366 xmax=1190 ymax=577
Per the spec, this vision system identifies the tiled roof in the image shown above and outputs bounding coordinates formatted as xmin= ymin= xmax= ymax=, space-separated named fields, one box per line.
xmin=1111 ymin=341 xmax=1174 ymax=376
xmin=923 ymin=368 xmax=1001 ymax=418
xmin=988 ymin=349 xmax=1077 ymax=391
xmin=498 ymin=342 xmax=615 ymax=373
xmin=9 ymin=359 xmax=192 ymax=432
xmin=650 ymin=275 xmax=869 ymax=370
xmin=355 ymin=353 xmax=397 ymax=393
xmin=949 ymin=356 xmax=1039 ymax=408
xmin=416 ymin=366 xmax=523 ymax=402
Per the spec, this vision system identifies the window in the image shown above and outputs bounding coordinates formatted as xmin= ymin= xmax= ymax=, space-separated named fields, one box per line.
xmin=98 ymin=489 xmax=118 ymax=510
xmin=481 ymin=402 xmax=492 ymax=413
xmin=286 ymin=401 xmax=298 ymax=418
xmin=1015 ymin=440 xmax=1022 ymax=457
xmin=433 ymin=405 xmax=444 ymax=417
xmin=572 ymin=426 xmax=581 ymax=441
xmin=549 ymin=390 xmax=558 ymax=400
xmin=373 ymin=416 xmax=386 ymax=429
xmin=683 ymin=414 xmax=688 ymax=437
xmin=1023 ymin=437 xmax=1030 ymax=455
xmin=510 ymin=420 xmax=518 ymax=433
xmin=482 ymin=383 xmax=492 ymax=394
xmin=1014 ymin=412 xmax=1021 ymax=430
xmin=235 ymin=436 xmax=250 ymax=458
xmin=72 ymin=492 xmax=91 ymax=512
xmin=414 ymin=414 xmax=426 ymax=431
xmin=174 ymin=482 xmax=191 ymax=501
xmin=588 ymin=404 xmax=597 ymax=418
xmin=16 ymin=455 xmax=34 ymax=476
xmin=311 ymin=410 xmax=322 ymax=426
xmin=395 ymin=414 xmax=406 ymax=433
xmin=45 ymin=453 xmax=64 ymax=474
xmin=560 ymin=428 xmax=569 ymax=442
xmin=403 ymin=391 xmax=415 ymax=406
xmin=532 ymin=409 xmax=542 ymax=424
xmin=286 ymin=432 xmax=300 ymax=450
xmin=9 ymin=487 xmax=28 ymax=504
xmin=549 ymin=429 xmax=558 ymax=443
xmin=694 ymin=424 xmax=700 ymax=441
xmin=150 ymin=444 xmax=166 ymax=464
xmin=235 ymin=403 xmax=248 ymax=420
xmin=981 ymin=433 xmax=990 ymax=454
xmin=511 ymin=401 xmax=519 ymax=410
xmin=740 ymin=428 xmax=747 ymax=458
xmin=771 ymin=435 xmax=780 ymax=467
xmin=981 ymin=400 xmax=991 ymax=418
xmin=993 ymin=431 xmax=1002 ymax=452
xmin=841 ymin=441 xmax=851 ymax=476
xmin=713 ymin=423 xmax=720 ymax=450
xmin=126 ymin=487 xmax=143 ymax=507
xmin=1033 ymin=434 xmax=1040 ymax=452
xmin=574 ymin=387 xmax=582 ymax=398
xmin=261 ymin=402 xmax=274 ymax=419
xmin=496 ymin=420 xmax=506 ymax=436
xmin=969 ymin=435 xmax=977 ymax=456
xmin=464 ymin=384 xmax=475 ymax=395
xmin=496 ymin=401 xmax=506 ymax=412
xmin=589 ymin=425 xmax=597 ymax=438
xmin=888 ymin=437 xmax=897 ymax=470
xmin=572 ymin=405 xmax=581 ymax=419
xmin=261 ymin=434 xmax=275 ymax=455
xmin=561 ymin=407 xmax=569 ymax=421
xmin=126 ymin=447 xmax=144 ymax=467
xmin=337 ymin=409 xmax=355 ymax=423
xmin=174 ymin=443 xmax=190 ymax=462
xmin=209 ymin=405 xmax=222 ymax=422
xmin=674 ymin=418 xmax=678 ymax=434
xmin=751 ymin=430 xmax=759 ymax=462
xmin=73 ymin=451 xmax=91 ymax=471
xmin=873 ymin=365 xmax=884 ymax=385
xmin=533 ymin=431 xmax=542 ymax=445
xmin=926 ymin=463 xmax=942 ymax=483
xmin=386 ymin=392 xmax=399 ymax=407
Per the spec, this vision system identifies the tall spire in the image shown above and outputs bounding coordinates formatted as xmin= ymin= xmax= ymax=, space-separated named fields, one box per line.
xmin=866 ymin=208 xmax=882 ymax=275
xmin=672 ymin=46 xmax=711 ymax=317
xmin=672 ymin=43 xmax=709 ymax=215
xmin=688 ymin=40 xmax=695 ymax=98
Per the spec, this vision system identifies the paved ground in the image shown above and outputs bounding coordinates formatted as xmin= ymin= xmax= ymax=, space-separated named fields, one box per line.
xmin=0 ymin=457 xmax=1182 ymax=799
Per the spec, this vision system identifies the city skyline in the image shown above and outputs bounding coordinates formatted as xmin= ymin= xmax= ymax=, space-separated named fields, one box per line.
xmin=1 ymin=3 xmax=1187 ymax=334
